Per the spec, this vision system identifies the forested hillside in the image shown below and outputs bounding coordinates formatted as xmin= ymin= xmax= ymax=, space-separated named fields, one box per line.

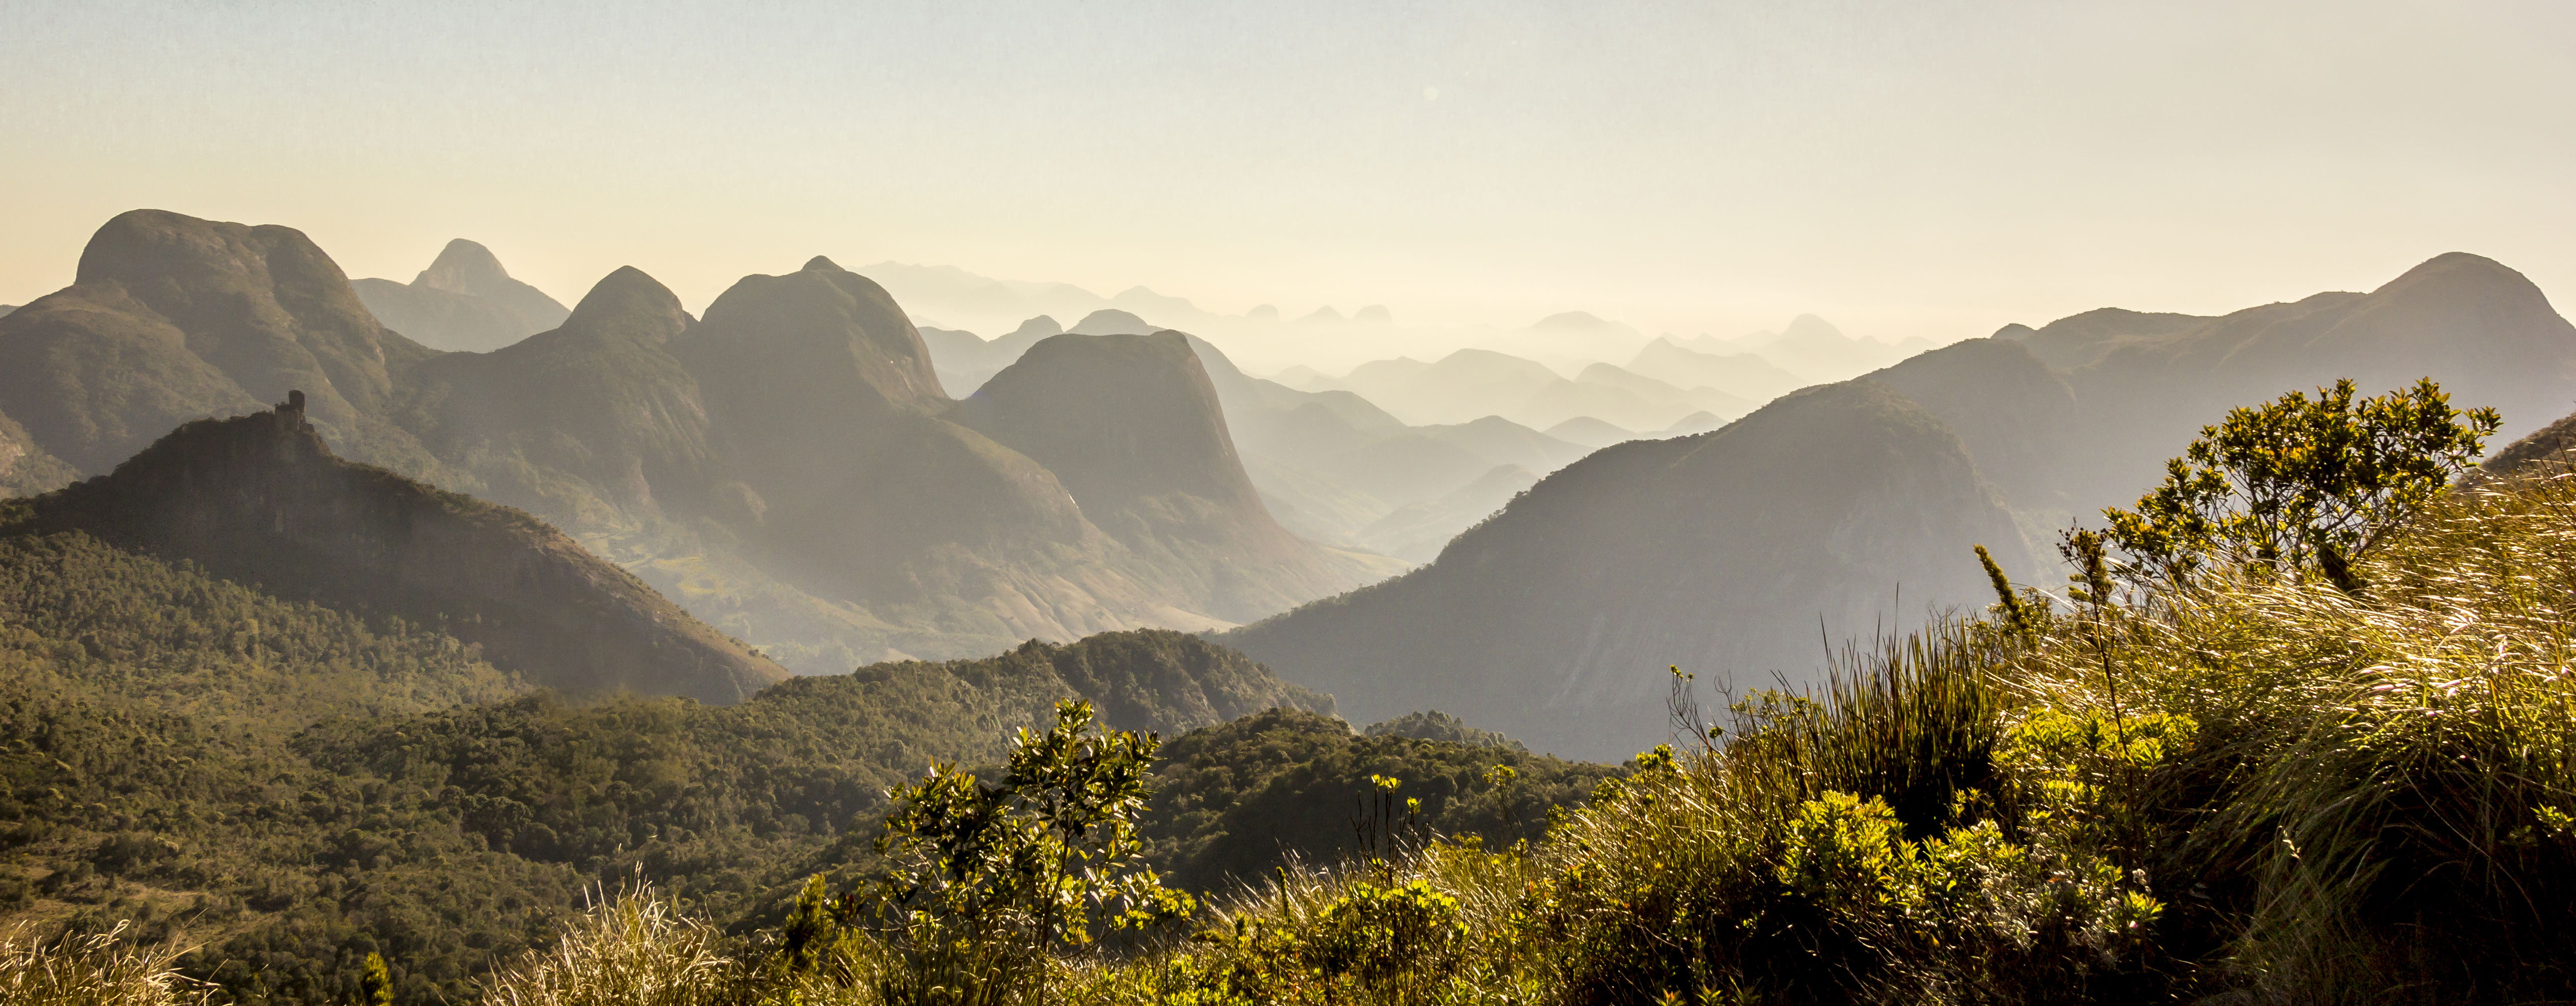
xmin=0 ymin=525 xmax=1555 ymax=1006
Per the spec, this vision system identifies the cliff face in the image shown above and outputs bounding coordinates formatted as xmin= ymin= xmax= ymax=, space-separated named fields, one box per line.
xmin=15 ymin=399 xmax=788 ymax=703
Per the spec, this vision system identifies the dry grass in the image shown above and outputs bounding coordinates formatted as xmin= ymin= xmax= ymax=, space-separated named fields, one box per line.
xmin=0 ymin=922 xmax=205 ymax=1006
xmin=478 ymin=886 xmax=750 ymax=1006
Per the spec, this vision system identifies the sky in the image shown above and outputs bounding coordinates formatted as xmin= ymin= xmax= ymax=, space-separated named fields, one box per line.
xmin=3 ymin=0 xmax=2572 ymax=347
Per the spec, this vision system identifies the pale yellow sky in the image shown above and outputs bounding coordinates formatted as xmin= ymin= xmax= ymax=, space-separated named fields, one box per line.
xmin=3 ymin=0 xmax=2571 ymax=345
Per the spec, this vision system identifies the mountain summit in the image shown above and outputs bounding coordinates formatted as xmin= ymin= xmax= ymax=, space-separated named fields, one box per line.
xmin=0 ymin=209 xmax=441 ymax=475
xmin=353 ymin=238 xmax=571 ymax=352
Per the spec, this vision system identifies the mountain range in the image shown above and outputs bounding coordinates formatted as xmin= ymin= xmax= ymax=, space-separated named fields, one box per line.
xmin=0 ymin=211 xmax=1397 ymax=671
xmin=1225 ymin=252 xmax=2576 ymax=760
xmin=352 ymin=239 xmax=572 ymax=352
xmin=5 ymin=209 xmax=2569 ymax=766
xmin=918 ymin=309 xmax=1593 ymax=558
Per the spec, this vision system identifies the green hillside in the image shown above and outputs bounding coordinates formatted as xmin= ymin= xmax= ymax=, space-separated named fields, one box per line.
xmin=0 ymin=531 xmax=1370 ymax=1006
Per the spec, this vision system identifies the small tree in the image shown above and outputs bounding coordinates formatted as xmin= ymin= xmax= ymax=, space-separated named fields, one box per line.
xmin=855 ymin=700 xmax=1193 ymax=995
xmin=357 ymin=952 xmax=394 ymax=1006
xmin=2099 ymin=378 xmax=2498 ymax=587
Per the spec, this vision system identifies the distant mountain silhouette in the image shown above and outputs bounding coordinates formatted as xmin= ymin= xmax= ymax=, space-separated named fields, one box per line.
xmin=1628 ymin=337 xmax=1809 ymax=403
xmin=1353 ymin=463 xmax=1539 ymax=563
xmin=9 ymin=398 xmax=787 ymax=702
xmin=1175 ymin=335 xmax=1585 ymax=552
xmin=1340 ymin=348 xmax=1747 ymax=431
xmin=1542 ymin=416 xmax=1635 ymax=449
xmin=1226 ymin=380 xmax=2029 ymax=760
xmin=1226 ymin=252 xmax=2576 ymax=761
xmin=1654 ymin=411 xmax=1728 ymax=438
xmin=1968 ymin=252 xmax=2576 ymax=513
xmin=352 ymin=239 xmax=570 ymax=352
xmin=919 ymin=314 xmax=1066 ymax=394
xmin=1067 ymin=309 xmax=1155 ymax=335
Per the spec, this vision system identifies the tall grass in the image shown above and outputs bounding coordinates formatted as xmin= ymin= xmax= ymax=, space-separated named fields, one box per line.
xmin=478 ymin=886 xmax=755 ymax=1006
xmin=0 ymin=922 xmax=205 ymax=1006
xmin=33 ymin=473 xmax=2576 ymax=1005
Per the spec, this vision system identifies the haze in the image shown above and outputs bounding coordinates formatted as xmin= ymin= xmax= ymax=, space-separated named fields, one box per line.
xmin=4 ymin=0 xmax=2571 ymax=350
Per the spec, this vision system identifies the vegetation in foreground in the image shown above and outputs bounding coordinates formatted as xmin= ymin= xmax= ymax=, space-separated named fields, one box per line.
xmin=21 ymin=378 xmax=2576 ymax=1004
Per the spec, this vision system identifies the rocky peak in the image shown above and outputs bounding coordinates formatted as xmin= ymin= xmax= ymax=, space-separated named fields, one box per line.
xmin=1068 ymin=309 xmax=1156 ymax=335
xmin=561 ymin=266 xmax=694 ymax=344
xmin=415 ymin=239 xmax=514 ymax=293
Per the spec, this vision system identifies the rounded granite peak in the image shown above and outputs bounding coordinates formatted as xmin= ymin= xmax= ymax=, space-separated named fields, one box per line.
xmin=1068 ymin=308 xmax=1156 ymax=336
xmin=416 ymin=238 xmax=512 ymax=292
xmin=563 ymin=266 xmax=692 ymax=340
xmin=2373 ymin=251 xmax=2541 ymax=302
xmin=803 ymin=255 xmax=844 ymax=272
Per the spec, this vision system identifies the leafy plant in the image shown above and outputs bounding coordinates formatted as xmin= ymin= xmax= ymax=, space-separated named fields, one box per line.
xmin=854 ymin=701 xmax=1195 ymax=1001
xmin=2100 ymin=377 xmax=2497 ymax=585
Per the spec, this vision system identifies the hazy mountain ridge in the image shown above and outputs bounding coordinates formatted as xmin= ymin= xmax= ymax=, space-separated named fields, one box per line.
xmin=1951 ymin=252 xmax=2576 ymax=516
xmin=918 ymin=311 xmax=1590 ymax=556
xmin=1221 ymin=252 xmax=2576 ymax=763
xmin=948 ymin=331 xmax=1395 ymax=619
xmin=351 ymin=241 xmax=570 ymax=353
xmin=0 ymin=212 xmax=1402 ymax=673
xmin=6 ymin=399 xmax=788 ymax=703
xmin=1225 ymin=379 xmax=2030 ymax=761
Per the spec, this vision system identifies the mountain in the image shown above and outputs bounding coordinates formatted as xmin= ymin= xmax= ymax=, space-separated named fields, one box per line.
xmin=1337 ymin=348 xmax=1748 ymax=432
xmin=0 ymin=406 xmax=78 ymax=498
xmin=1654 ymin=411 xmax=1729 ymax=438
xmin=1959 ymin=252 xmax=2576 ymax=515
xmin=1352 ymin=462 xmax=1539 ymax=563
xmin=1343 ymin=349 xmax=1560 ymax=425
xmin=1677 ymin=315 xmax=1932 ymax=384
xmin=1543 ymin=416 xmax=1636 ymax=449
xmin=948 ymin=331 xmax=1394 ymax=620
xmin=1524 ymin=362 xmax=1753 ymax=431
xmin=8 ymin=398 xmax=788 ymax=702
xmin=1225 ymin=380 xmax=2030 ymax=761
xmin=917 ymin=314 xmax=1065 ymax=395
xmin=1183 ymin=335 xmax=1586 ymax=551
xmin=1860 ymin=337 xmax=2084 ymax=517
xmin=1627 ymin=336 xmax=1811 ymax=403
xmin=1990 ymin=307 xmax=2209 ymax=369
xmin=4 ymin=213 xmax=1407 ymax=673
xmin=0 ymin=209 xmax=445 ymax=476
xmin=352 ymin=239 xmax=572 ymax=352
xmin=1067 ymin=308 xmax=1154 ymax=335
